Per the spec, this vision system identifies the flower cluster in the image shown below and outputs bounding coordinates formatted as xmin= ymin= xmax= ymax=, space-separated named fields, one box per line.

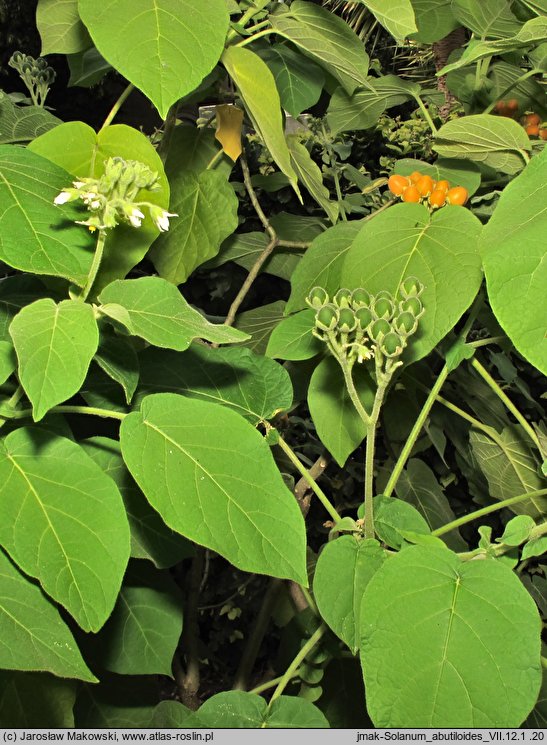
xmin=54 ymin=156 xmax=176 ymax=233
xmin=307 ymin=278 xmax=425 ymax=375
xmin=8 ymin=51 xmax=56 ymax=107
xmin=388 ymin=171 xmax=468 ymax=210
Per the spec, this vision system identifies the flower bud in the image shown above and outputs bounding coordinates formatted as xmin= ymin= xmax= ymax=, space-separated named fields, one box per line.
xmin=372 ymin=296 xmax=395 ymax=320
xmin=333 ymin=288 xmax=352 ymax=309
xmin=399 ymin=276 xmax=424 ymax=299
xmin=316 ymin=304 xmax=339 ymax=332
xmin=351 ymin=288 xmax=371 ymax=309
xmin=338 ymin=307 xmax=357 ymax=333
xmin=380 ymin=331 xmax=405 ymax=358
xmin=306 ymin=287 xmax=329 ymax=309
xmin=369 ymin=318 xmax=391 ymax=342
xmin=393 ymin=311 xmax=418 ymax=336
xmin=355 ymin=306 xmax=372 ymax=330
xmin=400 ymin=297 xmax=423 ymax=318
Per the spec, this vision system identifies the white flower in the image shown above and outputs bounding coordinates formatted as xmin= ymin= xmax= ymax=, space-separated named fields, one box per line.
xmin=128 ymin=208 xmax=145 ymax=228
xmin=54 ymin=191 xmax=72 ymax=205
xmin=73 ymin=181 xmax=85 ymax=189
xmin=154 ymin=210 xmax=177 ymax=232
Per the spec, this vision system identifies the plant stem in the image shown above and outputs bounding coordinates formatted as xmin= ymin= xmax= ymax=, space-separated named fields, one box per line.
xmin=321 ymin=123 xmax=346 ymax=221
xmin=235 ymin=28 xmax=275 ymax=48
xmin=240 ymin=155 xmax=276 ymax=240
xmin=79 ymin=229 xmax=107 ymax=302
xmin=249 ymin=670 xmax=302 ymax=696
xmin=99 ymin=83 xmax=135 ymax=132
xmin=470 ymin=357 xmax=541 ymax=451
xmin=266 ymin=625 xmax=326 ymax=715
xmin=363 ymin=374 xmax=390 ymax=539
xmin=6 ymin=405 xmax=126 ymax=421
xmin=412 ymin=94 xmax=437 ymax=135
xmin=206 ymin=149 xmax=225 ymax=170
xmin=469 ymin=336 xmax=506 ymax=349
xmin=178 ymin=548 xmax=205 ymax=709
xmin=432 ymin=489 xmax=547 ymax=538
xmin=276 ymin=435 xmax=342 ymax=523
xmin=340 ymin=362 xmax=370 ymax=426
xmin=0 ymin=384 xmax=25 ymax=429
xmin=277 ymin=239 xmax=310 ymax=250
xmin=384 ymin=364 xmax=450 ymax=497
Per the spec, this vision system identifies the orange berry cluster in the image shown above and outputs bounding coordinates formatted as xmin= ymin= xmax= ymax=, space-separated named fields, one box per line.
xmin=493 ymin=100 xmax=547 ymax=140
xmin=387 ymin=171 xmax=469 ymax=209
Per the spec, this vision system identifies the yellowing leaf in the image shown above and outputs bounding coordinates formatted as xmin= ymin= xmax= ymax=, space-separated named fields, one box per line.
xmin=215 ymin=104 xmax=244 ymax=161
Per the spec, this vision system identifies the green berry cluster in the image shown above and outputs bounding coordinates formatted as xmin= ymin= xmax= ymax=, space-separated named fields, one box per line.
xmin=306 ymin=278 xmax=425 ymax=376
xmin=8 ymin=51 xmax=56 ymax=107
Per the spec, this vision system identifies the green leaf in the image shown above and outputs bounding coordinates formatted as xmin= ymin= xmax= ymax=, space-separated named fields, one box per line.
xmin=29 ymin=122 xmax=169 ymax=293
xmin=488 ymin=62 xmax=547 ymax=119
xmin=94 ymin=327 xmax=139 ymax=405
xmin=0 ymin=95 xmax=62 ymax=144
xmin=67 ymin=47 xmax=111 ymax=87
xmin=222 ymin=46 xmax=299 ymax=194
xmin=78 ymin=0 xmax=229 ymax=118
xmin=313 ymin=536 xmax=386 ymax=653
xmin=81 ymin=437 xmax=192 ymax=569
xmin=360 ymin=546 xmax=542 ymax=727
xmin=137 ymin=345 xmax=293 ymax=424
xmin=357 ymin=0 xmax=417 ymax=39
xmin=164 ymin=125 xmax=233 ymax=180
xmin=150 ymin=170 xmax=238 ymax=285
xmin=266 ymin=309 xmax=322 ymax=361
xmin=393 ymin=157 xmax=482 ymax=197
xmin=9 ymin=298 xmax=98 ymax=422
xmin=120 ymin=394 xmax=307 ymax=583
xmin=451 ymin=0 xmax=520 ymax=38
xmin=373 ymin=495 xmax=431 ymax=549
xmin=270 ymin=1 xmax=371 ymax=94
xmin=264 ymin=44 xmax=324 ymax=118
xmin=209 ymin=232 xmax=302 ymax=282
xmin=0 ymin=672 xmax=76 ymax=727
xmin=480 ymin=147 xmax=547 ymax=375
xmin=234 ymin=301 xmax=287 ymax=355
xmin=433 ymin=115 xmax=531 ymax=175
xmin=340 ymin=203 xmax=483 ymax=364
xmin=152 ymin=700 xmax=193 ymax=727
xmin=0 ymin=145 xmax=94 ymax=284
xmin=286 ymin=221 xmax=362 ymax=314
xmin=190 ymin=691 xmax=329 ymax=728
xmin=0 ymin=428 xmax=130 ymax=632
xmin=98 ymin=277 xmax=248 ymax=350
xmin=37 ymin=0 xmax=91 ymax=55
xmin=395 ymin=459 xmax=467 ymax=551
xmin=0 ymin=276 xmax=51 ymax=342
xmin=74 ymin=675 xmax=157 ymax=727
xmin=522 ymin=536 xmax=547 ymax=561
xmin=498 ymin=515 xmax=535 ymax=546
xmin=308 ymin=357 xmax=373 ymax=467
xmin=93 ymin=563 xmax=183 ymax=676
xmin=470 ymin=426 xmax=546 ymax=519
xmin=0 ymin=341 xmax=15 ymax=385
xmin=0 ymin=548 xmax=96 ymax=681
xmin=410 ymin=0 xmax=459 ymax=43
xmin=287 ymin=136 xmax=339 ymax=224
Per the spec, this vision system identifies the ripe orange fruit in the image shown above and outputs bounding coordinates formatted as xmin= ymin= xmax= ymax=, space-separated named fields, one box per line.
xmin=446 ymin=186 xmax=469 ymax=206
xmin=401 ymin=185 xmax=421 ymax=203
xmin=506 ymin=99 xmax=519 ymax=112
xmin=409 ymin=171 xmax=422 ymax=184
xmin=429 ymin=189 xmax=447 ymax=209
xmin=434 ymin=179 xmax=449 ymax=193
xmin=416 ymin=174 xmax=434 ymax=197
xmin=388 ymin=174 xmax=410 ymax=196
xmin=540 ymin=128 xmax=547 ymax=141
xmin=523 ymin=113 xmax=541 ymax=126
xmin=494 ymin=100 xmax=506 ymax=113
xmin=525 ymin=124 xmax=540 ymax=137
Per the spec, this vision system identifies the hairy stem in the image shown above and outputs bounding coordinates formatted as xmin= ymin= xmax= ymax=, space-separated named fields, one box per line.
xmin=79 ymin=229 xmax=107 ymax=302
xmin=99 ymin=83 xmax=135 ymax=132
xmin=5 ymin=405 xmax=126 ymax=421
xmin=249 ymin=670 xmax=302 ymax=696
xmin=363 ymin=377 xmax=389 ymax=539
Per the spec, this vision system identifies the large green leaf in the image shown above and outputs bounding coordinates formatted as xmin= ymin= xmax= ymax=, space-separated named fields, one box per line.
xmin=189 ymin=691 xmax=329 ymax=728
xmin=29 ymin=122 xmax=169 ymax=293
xmin=0 ymin=94 xmax=61 ymax=144
xmin=313 ymin=537 xmax=385 ymax=653
xmin=74 ymin=676 xmax=158 ymax=727
xmin=308 ymin=357 xmax=373 ymax=467
xmin=410 ymin=0 xmax=459 ymax=43
xmin=222 ymin=46 xmax=299 ymax=194
xmin=270 ymin=1 xmax=371 ymax=94
xmin=37 ymin=0 xmax=91 ymax=55
xmin=137 ymin=345 xmax=293 ymax=425
xmin=357 ymin=0 xmax=417 ymax=39
xmin=9 ymin=298 xmax=98 ymax=421
xmin=234 ymin=301 xmax=287 ymax=355
xmin=82 ymin=437 xmax=192 ymax=569
xmin=164 ymin=125 xmax=233 ymax=180
xmin=360 ymin=546 xmax=542 ymax=727
xmin=480 ymin=147 xmax=547 ymax=375
xmin=340 ymin=203 xmax=483 ymax=364
xmin=120 ymin=394 xmax=307 ymax=583
xmin=0 ymin=549 xmax=96 ymax=681
xmin=98 ymin=277 xmax=248 ymax=350
xmin=451 ymin=0 xmax=520 ymax=38
xmin=266 ymin=309 xmax=322 ymax=361
xmin=93 ymin=563 xmax=183 ymax=676
xmin=0 ymin=672 xmax=76 ymax=727
xmin=433 ymin=115 xmax=531 ymax=174
xmin=150 ymin=170 xmax=238 ymax=284
xmin=286 ymin=221 xmax=362 ymax=314
xmin=78 ymin=0 xmax=229 ymax=118
xmin=0 ymin=428 xmax=130 ymax=632
xmin=287 ymin=136 xmax=338 ymax=224
xmin=0 ymin=145 xmax=94 ymax=284
xmin=67 ymin=47 xmax=111 ymax=88
xmin=373 ymin=495 xmax=431 ymax=549
xmin=264 ymin=44 xmax=324 ymax=118
xmin=470 ymin=426 xmax=546 ymax=519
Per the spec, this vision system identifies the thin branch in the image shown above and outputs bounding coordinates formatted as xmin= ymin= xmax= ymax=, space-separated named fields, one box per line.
xmin=293 ymin=452 xmax=330 ymax=515
xmin=223 ymin=236 xmax=278 ymax=327
xmin=99 ymin=83 xmax=135 ymax=132
xmin=240 ymin=155 xmax=276 ymax=240
xmin=5 ymin=405 xmax=126 ymax=421
xmin=178 ymin=548 xmax=205 ymax=709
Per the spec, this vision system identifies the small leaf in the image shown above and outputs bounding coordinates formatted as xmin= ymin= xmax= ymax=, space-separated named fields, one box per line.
xmin=498 ymin=515 xmax=536 ymax=546
xmin=287 ymin=136 xmax=339 ymax=224
xmin=120 ymin=394 xmax=307 ymax=583
xmin=78 ymin=0 xmax=229 ymax=118
xmin=522 ymin=536 xmax=547 ymax=561
xmin=0 ymin=672 xmax=76 ymax=727
xmin=98 ymin=276 xmax=248 ymax=350
xmin=234 ymin=301 xmax=287 ymax=355
xmin=264 ymin=45 xmax=324 ymax=118
xmin=360 ymin=546 xmax=542 ymax=726
xmin=9 ymin=298 xmax=99 ymax=421
xmin=358 ymin=0 xmax=417 ymax=39
xmin=313 ymin=536 xmax=386 ymax=652
xmin=0 ymin=549 xmax=96 ymax=681
xmin=0 ymin=429 xmax=130 ymax=632
xmin=215 ymin=104 xmax=244 ymax=161
xmin=373 ymin=495 xmax=431 ymax=549
xmin=266 ymin=309 xmax=322 ymax=361
xmin=67 ymin=47 xmax=111 ymax=87
xmin=37 ymin=0 xmax=91 ymax=55
xmin=94 ymin=327 xmax=139 ymax=404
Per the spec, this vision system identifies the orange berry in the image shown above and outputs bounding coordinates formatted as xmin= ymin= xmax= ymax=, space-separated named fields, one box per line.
xmin=446 ymin=186 xmax=469 ymax=206
xmin=429 ymin=189 xmax=447 ymax=209
xmin=506 ymin=99 xmax=519 ymax=112
xmin=416 ymin=174 xmax=434 ymax=197
xmin=494 ymin=100 xmax=506 ymax=114
xmin=523 ymin=112 xmax=541 ymax=126
xmin=401 ymin=185 xmax=421 ymax=203
xmin=433 ymin=179 xmax=449 ymax=193
xmin=409 ymin=171 xmax=422 ymax=184
xmin=388 ymin=174 xmax=410 ymax=196
xmin=525 ymin=124 xmax=540 ymax=137
xmin=540 ymin=128 xmax=547 ymax=141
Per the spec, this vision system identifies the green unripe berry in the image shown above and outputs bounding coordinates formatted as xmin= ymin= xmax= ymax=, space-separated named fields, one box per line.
xmin=393 ymin=311 xmax=418 ymax=336
xmin=369 ymin=318 xmax=391 ymax=342
xmin=380 ymin=331 xmax=405 ymax=358
xmin=334 ymin=288 xmax=353 ymax=309
xmin=372 ymin=296 xmax=395 ymax=320
xmin=351 ymin=288 xmax=372 ymax=309
xmin=338 ymin=307 xmax=357 ymax=333
xmin=307 ymin=286 xmax=329 ymax=309
xmin=400 ymin=297 xmax=423 ymax=317
xmin=399 ymin=276 xmax=424 ymax=299
xmin=316 ymin=304 xmax=339 ymax=332
xmin=355 ymin=306 xmax=373 ymax=330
